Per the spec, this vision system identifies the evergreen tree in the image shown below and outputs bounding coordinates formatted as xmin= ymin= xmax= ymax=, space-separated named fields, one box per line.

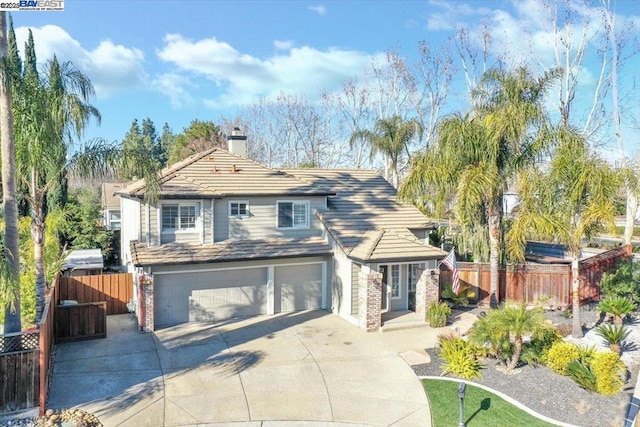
xmin=168 ymin=119 xmax=223 ymax=165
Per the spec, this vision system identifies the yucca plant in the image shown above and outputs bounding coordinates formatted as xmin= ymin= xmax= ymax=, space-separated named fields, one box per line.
xmin=566 ymin=360 xmax=597 ymax=392
xmin=598 ymin=296 xmax=636 ymax=326
xmin=596 ymin=324 xmax=631 ymax=355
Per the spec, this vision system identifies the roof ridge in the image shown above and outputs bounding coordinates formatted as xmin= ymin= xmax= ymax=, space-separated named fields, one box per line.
xmin=384 ymin=227 xmax=426 ymax=245
xmin=363 ymin=228 xmax=386 ymax=261
xmin=175 ymin=172 xmax=218 ymax=193
xmin=121 ymin=148 xmax=219 ymax=194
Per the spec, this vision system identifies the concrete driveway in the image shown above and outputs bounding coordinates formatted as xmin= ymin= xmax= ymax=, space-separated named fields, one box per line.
xmin=48 ymin=311 xmax=436 ymax=427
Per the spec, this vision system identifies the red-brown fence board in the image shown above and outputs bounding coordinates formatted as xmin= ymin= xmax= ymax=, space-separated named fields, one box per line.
xmin=440 ymin=245 xmax=631 ymax=307
xmin=55 ymin=302 xmax=107 ymax=343
xmin=58 ymin=273 xmax=133 ymax=315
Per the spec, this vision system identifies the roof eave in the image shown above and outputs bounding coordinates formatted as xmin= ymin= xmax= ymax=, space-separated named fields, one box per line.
xmin=132 ymin=250 xmax=333 ymax=267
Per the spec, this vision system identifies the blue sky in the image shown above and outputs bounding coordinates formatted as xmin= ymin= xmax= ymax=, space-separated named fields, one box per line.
xmin=9 ymin=0 xmax=640 ymax=155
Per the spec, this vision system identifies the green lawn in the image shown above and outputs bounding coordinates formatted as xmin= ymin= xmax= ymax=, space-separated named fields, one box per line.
xmin=422 ymin=379 xmax=556 ymax=427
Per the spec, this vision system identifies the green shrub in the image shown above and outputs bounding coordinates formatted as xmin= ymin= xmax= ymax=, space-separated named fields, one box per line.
xmin=600 ymin=259 xmax=640 ymax=305
xmin=546 ymin=341 xmax=580 ymax=375
xmin=468 ymin=309 xmax=512 ymax=360
xmin=427 ymin=301 xmax=451 ymax=327
xmin=598 ymin=296 xmax=636 ymax=325
xmin=438 ymin=333 xmax=482 ymax=380
xmin=521 ymin=324 xmax=562 ymax=365
xmin=576 ymin=345 xmax=597 ymax=365
xmin=592 ymin=351 xmax=626 ymax=395
xmin=596 ymin=324 xmax=631 ymax=355
xmin=441 ymin=283 xmax=476 ymax=307
xmin=566 ymin=360 xmax=597 ymax=392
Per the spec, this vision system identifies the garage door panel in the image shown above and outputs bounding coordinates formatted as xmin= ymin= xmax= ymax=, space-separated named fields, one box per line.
xmin=275 ymin=264 xmax=323 ymax=313
xmin=154 ymin=267 xmax=267 ymax=326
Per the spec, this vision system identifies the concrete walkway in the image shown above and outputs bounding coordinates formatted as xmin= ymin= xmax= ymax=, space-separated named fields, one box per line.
xmin=47 ymin=311 xmax=464 ymax=427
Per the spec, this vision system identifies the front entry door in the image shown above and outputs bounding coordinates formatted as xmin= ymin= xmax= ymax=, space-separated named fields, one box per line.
xmin=379 ymin=265 xmax=388 ymax=311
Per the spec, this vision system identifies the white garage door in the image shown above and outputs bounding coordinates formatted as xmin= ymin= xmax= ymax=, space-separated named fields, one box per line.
xmin=275 ymin=264 xmax=323 ymax=313
xmin=154 ymin=268 xmax=268 ymax=326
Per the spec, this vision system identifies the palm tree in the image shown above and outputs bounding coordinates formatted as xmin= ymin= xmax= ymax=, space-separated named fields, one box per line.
xmin=350 ymin=115 xmax=422 ymax=188
xmin=12 ymin=44 xmax=100 ymax=320
xmin=507 ymin=128 xmax=620 ymax=338
xmin=401 ymin=67 xmax=558 ymax=306
xmin=470 ymin=302 xmax=545 ymax=371
xmin=0 ymin=12 xmax=21 ymax=333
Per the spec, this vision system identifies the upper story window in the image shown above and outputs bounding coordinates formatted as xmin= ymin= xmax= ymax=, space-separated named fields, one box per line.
xmin=162 ymin=203 xmax=197 ymax=232
xmin=109 ymin=210 xmax=121 ymax=231
xmin=229 ymin=201 xmax=249 ymax=217
xmin=277 ymin=201 xmax=309 ymax=229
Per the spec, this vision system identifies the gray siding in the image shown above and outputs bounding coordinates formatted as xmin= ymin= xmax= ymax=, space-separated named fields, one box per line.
xmin=139 ymin=201 xmax=148 ymax=244
xmin=149 ymin=204 xmax=159 ymax=246
xmin=351 ymin=263 xmax=361 ymax=315
xmin=120 ymin=197 xmax=140 ymax=267
xmin=215 ymin=196 xmax=326 ymax=242
xmin=214 ymin=199 xmax=229 ymax=241
xmin=203 ymin=199 xmax=214 ymax=244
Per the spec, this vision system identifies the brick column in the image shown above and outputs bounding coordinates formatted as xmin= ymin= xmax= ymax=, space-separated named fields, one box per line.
xmin=358 ymin=270 xmax=382 ymax=332
xmin=137 ymin=273 xmax=154 ymax=333
xmin=416 ymin=268 xmax=440 ymax=321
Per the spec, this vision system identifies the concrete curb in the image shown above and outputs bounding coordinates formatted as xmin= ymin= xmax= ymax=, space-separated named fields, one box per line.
xmin=624 ymin=371 xmax=640 ymax=427
xmin=418 ymin=376 xmax=579 ymax=427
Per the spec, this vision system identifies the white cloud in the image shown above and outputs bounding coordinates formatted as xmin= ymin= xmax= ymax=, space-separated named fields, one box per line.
xmin=157 ymin=34 xmax=374 ymax=109
xmin=151 ymin=73 xmax=196 ymax=109
xmin=425 ymin=0 xmax=492 ymax=30
xmin=274 ymin=40 xmax=293 ymax=51
xmin=14 ymin=25 xmax=146 ymax=99
xmin=308 ymin=5 xmax=326 ymax=16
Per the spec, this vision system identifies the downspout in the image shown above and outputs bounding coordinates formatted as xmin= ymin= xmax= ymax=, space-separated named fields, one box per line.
xmin=146 ymin=203 xmax=151 ymax=246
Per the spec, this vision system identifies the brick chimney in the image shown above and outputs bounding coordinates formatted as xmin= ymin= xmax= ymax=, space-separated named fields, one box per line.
xmin=227 ymin=127 xmax=247 ymax=158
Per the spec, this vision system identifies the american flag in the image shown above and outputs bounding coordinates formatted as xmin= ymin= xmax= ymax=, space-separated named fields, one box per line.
xmin=441 ymin=248 xmax=461 ymax=295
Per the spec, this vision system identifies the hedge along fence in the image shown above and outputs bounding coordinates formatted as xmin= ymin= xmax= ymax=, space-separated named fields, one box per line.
xmin=439 ymin=245 xmax=632 ymax=307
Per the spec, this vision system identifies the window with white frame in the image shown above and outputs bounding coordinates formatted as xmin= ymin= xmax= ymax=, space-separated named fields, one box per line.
xmin=109 ymin=210 xmax=121 ymax=231
xmin=408 ymin=263 xmax=424 ymax=292
xmin=162 ymin=203 xmax=197 ymax=232
xmin=391 ymin=265 xmax=400 ymax=298
xmin=277 ymin=201 xmax=309 ymax=229
xmin=229 ymin=201 xmax=249 ymax=217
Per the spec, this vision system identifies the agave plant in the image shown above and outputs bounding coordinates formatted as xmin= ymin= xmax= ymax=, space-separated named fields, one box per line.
xmin=599 ymin=296 xmax=636 ymax=325
xmin=596 ymin=324 xmax=631 ymax=355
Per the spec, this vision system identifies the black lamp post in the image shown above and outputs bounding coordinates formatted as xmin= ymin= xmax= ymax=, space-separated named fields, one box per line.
xmin=457 ymin=381 xmax=466 ymax=427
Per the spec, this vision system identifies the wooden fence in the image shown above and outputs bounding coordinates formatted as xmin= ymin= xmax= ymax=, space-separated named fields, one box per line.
xmin=440 ymin=245 xmax=631 ymax=307
xmin=55 ymin=302 xmax=107 ymax=343
xmin=0 ymin=331 xmax=39 ymax=412
xmin=577 ymin=245 xmax=632 ymax=304
xmin=0 ymin=274 xmax=58 ymax=414
xmin=58 ymin=273 xmax=133 ymax=315
xmin=1 ymin=272 xmax=130 ymax=415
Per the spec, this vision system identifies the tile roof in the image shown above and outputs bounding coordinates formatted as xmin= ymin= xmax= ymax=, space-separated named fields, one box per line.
xmin=117 ymin=149 xmax=335 ymax=198
xmin=284 ymin=169 xmax=446 ymax=262
xmin=130 ymin=237 xmax=332 ymax=266
xmin=349 ymin=228 xmax=447 ymax=263
xmin=101 ymin=182 xmax=126 ymax=209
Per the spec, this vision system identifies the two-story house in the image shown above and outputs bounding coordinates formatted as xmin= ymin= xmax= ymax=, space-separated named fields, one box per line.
xmin=117 ymin=129 xmax=446 ymax=331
